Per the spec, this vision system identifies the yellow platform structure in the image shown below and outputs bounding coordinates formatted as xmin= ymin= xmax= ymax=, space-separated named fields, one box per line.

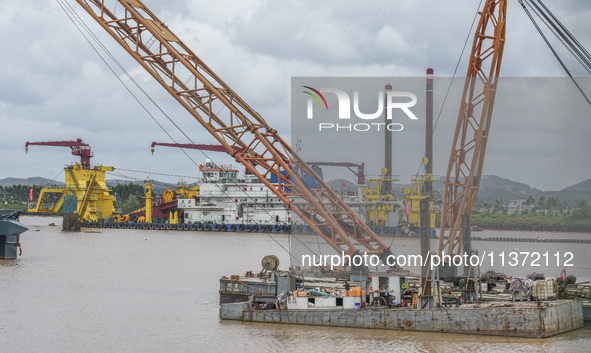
xmin=401 ymin=173 xmax=438 ymax=230
xmin=360 ymin=169 xmax=400 ymax=226
xmin=28 ymin=163 xmax=116 ymax=222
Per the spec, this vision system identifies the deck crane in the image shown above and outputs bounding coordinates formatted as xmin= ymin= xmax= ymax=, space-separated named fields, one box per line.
xmin=439 ymin=0 xmax=507 ymax=260
xmin=25 ymin=138 xmax=93 ymax=170
xmin=72 ymin=0 xmax=394 ymax=263
xmin=24 ymin=137 xmax=116 ymax=221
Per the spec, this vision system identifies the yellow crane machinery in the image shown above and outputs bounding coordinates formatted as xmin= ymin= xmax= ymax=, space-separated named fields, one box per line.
xmin=360 ymin=168 xmax=399 ymax=227
xmin=25 ymin=138 xmax=117 ymax=221
xmin=401 ymin=173 xmax=439 ymax=234
xmin=174 ymin=184 xmax=199 ymax=200
xmin=28 ymin=163 xmax=116 ymax=222
xmin=144 ymin=183 xmax=153 ymax=223
xmin=439 ymin=0 xmax=506 ymax=258
xmin=77 ymin=173 xmax=97 ymax=219
xmin=72 ymin=0 xmax=395 ymax=263
xmin=159 ymin=185 xmax=198 ymax=203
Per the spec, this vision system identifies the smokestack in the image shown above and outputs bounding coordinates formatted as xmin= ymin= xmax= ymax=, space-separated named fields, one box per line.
xmin=426 ymin=68 xmax=434 ymax=195
xmin=421 ymin=68 xmax=434 ymax=295
xmin=384 ymin=84 xmax=393 ymax=194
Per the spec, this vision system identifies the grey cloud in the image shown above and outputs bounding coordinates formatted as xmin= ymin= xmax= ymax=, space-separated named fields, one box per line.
xmin=0 ymin=0 xmax=589 ymax=189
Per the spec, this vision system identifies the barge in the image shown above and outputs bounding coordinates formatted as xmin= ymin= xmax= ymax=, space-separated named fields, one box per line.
xmin=221 ymin=299 xmax=583 ymax=338
xmin=219 ymin=267 xmax=585 ymax=338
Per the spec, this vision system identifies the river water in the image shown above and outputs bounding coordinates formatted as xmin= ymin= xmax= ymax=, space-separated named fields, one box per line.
xmin=1 ymin=216 xmax=589 ymax=352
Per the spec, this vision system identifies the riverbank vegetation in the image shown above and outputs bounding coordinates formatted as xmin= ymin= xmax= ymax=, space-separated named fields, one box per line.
xmin=469 ymin=198 xmax=591 ymax=232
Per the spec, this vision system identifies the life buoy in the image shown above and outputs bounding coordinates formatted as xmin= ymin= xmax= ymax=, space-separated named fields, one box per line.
xmin=560 ymin=269 xmax=566 ymax=281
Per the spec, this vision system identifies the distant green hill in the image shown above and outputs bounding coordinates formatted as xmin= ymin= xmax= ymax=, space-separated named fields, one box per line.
xmin=476 ymin=175 xmax=541 ymax=203
xmin=325 ymin=175 xmax=591 ymax=207
xmin=533 ymin=179 xmax=591 ymax=207
xmin=562 ymin=179 xmax=591 ymax=192
xmin=0 ymin=177 xmax=64 ymax=187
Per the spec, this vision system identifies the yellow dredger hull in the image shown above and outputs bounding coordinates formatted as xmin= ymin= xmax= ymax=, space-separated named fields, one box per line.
xmin=28 ymin=163 xmax=116 ymax=222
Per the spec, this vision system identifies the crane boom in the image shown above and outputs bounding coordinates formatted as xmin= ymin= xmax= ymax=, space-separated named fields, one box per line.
xmin=439 ymin=0 xmax=507 ymax=257
xmin=25 ymin=138 xmax=93 ymax=169
xmin=73 ymin=0 xmax=393 ymax=260
xmin=150 ymin=142 xmax=244 ymax=155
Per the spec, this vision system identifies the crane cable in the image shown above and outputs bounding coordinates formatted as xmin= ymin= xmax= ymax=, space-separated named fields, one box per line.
xmin=56 ymin=0 xmax=318 ymax=264
xmin=526 ymin=0 xmax=591 ymax=75
xmin=55 ymin=0 xmax=202 ymax=169
xmin=402 ymin=0 xmax=591 ymax=251
xmin=111 ymin=168 xmax=199 ymax=181
xmin=519 ymin=0 xmax=591 ymax=108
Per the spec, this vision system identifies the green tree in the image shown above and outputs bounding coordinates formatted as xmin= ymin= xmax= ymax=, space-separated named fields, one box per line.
xmin=113 ymin=183 xmax=145 ymax=204
xmin=546 ymin=196 xmax=559 ymax=212
xmin=492 ymin=199 xmax=506 ymax=214
xmin=122 ymin=194 xmax=140 ymax=214
xmin=571 ymin=200 xmax=590 ymax=219
xmin=537 ymin=195 xmax=546 ymax=209
xmin=525 ymin=196 xmax=535 ymax=208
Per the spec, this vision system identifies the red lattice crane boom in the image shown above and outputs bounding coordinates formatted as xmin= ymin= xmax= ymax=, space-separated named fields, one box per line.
xmin=25 ymin=138 xmax=93 ymax=170
xmin=439 ymin=0 xmax=507 ymax=257
xmin=73 ymin=0 xmax=393 ymax=261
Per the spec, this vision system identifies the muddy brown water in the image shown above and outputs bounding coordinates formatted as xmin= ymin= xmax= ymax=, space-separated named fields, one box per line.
xmin=1 ymin=216 xmax=589 ymax=352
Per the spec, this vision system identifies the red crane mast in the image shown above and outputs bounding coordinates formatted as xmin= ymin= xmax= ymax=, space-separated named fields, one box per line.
xmin=25 ymin=138 xmax=93 ymax=170
xmin=150 ymin=142 xmax=244 ymax=155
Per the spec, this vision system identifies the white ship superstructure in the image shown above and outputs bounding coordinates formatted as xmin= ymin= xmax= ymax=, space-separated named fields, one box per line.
xmin=179 ymin=160 xmax=292 ymax=225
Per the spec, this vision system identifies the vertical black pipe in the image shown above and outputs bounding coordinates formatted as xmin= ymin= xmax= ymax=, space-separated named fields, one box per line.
xmin=384 ymin=84 xmax=393 ymax=195
xmin=421 ymin=68 xmax=434 ymax=294
xmin=425 ymin=68 xmax=434 ymax=193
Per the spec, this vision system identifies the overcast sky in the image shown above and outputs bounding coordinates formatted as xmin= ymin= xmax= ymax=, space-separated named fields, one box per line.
xmin=0 ymin=0 xmax=589 ymax=191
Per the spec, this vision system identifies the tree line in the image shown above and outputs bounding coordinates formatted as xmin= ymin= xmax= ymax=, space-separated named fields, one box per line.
xmin=0 ymin=183 xmax=146 ymax=214
xmin=470 ymin=196 xmax=591 ymax=232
